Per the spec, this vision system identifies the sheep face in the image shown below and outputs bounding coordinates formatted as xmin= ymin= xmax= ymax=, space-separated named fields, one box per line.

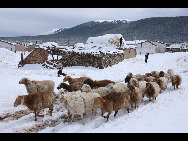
xmin=63 ymin=76 xmax=71 ymax=83
xmin=125 ymin=76 xmax=131 ymax=83
xmin=14 ymin=96 xmax=25 ymax=107
xmin=93 ymin=97 xmax=105 ymax=108
xmin=84 ymin=79 xmax=93 ymax=87
xmin=19 ymin=77 xmax=28 ymax=85
xmin=107 ymin=84 xmax=115 ymax=93
xmin=159 ymin=71 xmax=165 ymax=77
xmin=57 ymin=83 xmax=67 ymax=90
xmin=81 ymin=84 xmax=91 ymax=92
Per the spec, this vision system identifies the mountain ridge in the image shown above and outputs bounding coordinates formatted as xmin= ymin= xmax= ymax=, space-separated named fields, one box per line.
xmin=1 ymin=16 xmax=188 ymax=45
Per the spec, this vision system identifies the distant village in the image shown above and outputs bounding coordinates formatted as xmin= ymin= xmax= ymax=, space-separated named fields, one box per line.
xmin=0 ymin=34 xmax=187 ymax=69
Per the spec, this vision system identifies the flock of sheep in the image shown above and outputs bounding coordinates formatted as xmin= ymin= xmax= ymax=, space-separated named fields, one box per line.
xmin=14 ymin=69 xmax=182 ymax=124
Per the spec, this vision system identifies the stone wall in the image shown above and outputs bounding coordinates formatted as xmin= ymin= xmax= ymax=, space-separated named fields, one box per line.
xmin=57 ymin=51 xmax=124 ymax=69
xmin=22 ymin=48 xmax=48 ymax=64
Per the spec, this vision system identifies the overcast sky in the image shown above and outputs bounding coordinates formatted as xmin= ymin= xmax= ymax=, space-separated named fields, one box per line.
xmin=0 ymin=8 xmax=187 ymax=37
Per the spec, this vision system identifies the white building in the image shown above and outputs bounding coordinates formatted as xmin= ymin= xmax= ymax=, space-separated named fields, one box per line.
xmin=181 ymin=42 xmax=188 ymax=51
xmin=151 ymin=41 xmax=166 ymax=53
xmin=125 ymin=40 xmax=166 ymax=55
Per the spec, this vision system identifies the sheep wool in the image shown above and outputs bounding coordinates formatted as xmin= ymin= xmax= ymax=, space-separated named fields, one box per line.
xmin=61 ymin=91 xmax=100 ymax=124
xmin=19 ymin=77 xmax=55 ymax=94
xmin=146 ymin=82 xmax=160 ymax=101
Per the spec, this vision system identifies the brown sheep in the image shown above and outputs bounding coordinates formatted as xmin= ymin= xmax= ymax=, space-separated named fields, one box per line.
xmin=171 ymin=75 xmax=182 ymax=89
xmin=57 ymin=82 xmax=83 ymax=92
xmin=128 ymin=85 xmax=142 ymax=109
xmin=63 ymin=74 xmax=91 ymax=85
xmin=93 ymin=92 xmax=130 ymax=122
xmin=84 ymin=79 xmax=115 ymax=89
xmin=146 ymin=82 xmax=160 ymax=101
xmin=14 ymin=91 xmax=56 ymax=121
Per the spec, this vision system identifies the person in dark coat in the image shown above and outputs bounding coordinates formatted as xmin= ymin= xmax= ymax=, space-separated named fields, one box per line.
xmin=119 ymin=37 xmax=123 ymax=47
xmin=145 ymin=53 xmax=149 ymax=63
xmin=57 ymin=60 xmax=64 ymax=77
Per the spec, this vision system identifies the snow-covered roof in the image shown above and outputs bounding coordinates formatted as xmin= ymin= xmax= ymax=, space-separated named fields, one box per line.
xmin=169 ymin=44 xmax=181 ymax=49
xmin=39 ymin=42 xmax=58 ymax=49
xmin=124 ymin=40 xmax=147 ymax=45
xmin=85 ymin=34 xmax=129 ymax=49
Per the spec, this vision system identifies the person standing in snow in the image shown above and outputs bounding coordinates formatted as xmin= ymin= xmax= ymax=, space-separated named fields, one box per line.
xmin=145 ymin=53 xmax=149 ymax=63
xmin=57 ymin=60 xmax=64 ymax=77
xmin=119 ymin=37 xmax=123 ymax=47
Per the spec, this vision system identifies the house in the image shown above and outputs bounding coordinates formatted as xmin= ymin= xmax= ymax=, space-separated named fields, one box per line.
xmin=125 ymin=40 xmax=156 ymax=55
xmin=125 ymin=40 xmax=167 ymax=55
xmin=166 ymin=44 xmax=181 ymax=52
xmin=151 ymin=41 xmax=166 ymax=53
xmin=0 ymin=40 xmax=15 ymax=52
xmin=180 ymin=42 xmax=188 ymax=52
xmin=166 ymin=43 xmax=188 ymax=52
xmin=14 ymin=42 xmax=27 ymax=52
xmin=0 ymin=40 xmax=28 ymax=52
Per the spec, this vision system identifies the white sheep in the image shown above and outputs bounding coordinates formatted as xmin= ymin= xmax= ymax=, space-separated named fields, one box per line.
xmin=61 ymin=91 xmax=100 ymax=124
xmin=81 ymin=84 xmax=111 ymax=97
xmin=128 ymin=78 xmax=146 ymax=97
xmin=19 ymin=77 xmax=55 ymax=94
xmin=165 ymin=69 xmax=174 ymax=83
xmin=107 ymin=82 xmax=130 ymax=93
xmin=155 ymin=77 xmax=168 ymax=92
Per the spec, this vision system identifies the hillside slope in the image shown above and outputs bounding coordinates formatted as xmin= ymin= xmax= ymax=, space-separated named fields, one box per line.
xmin=1 ymin=16 xmax=188 ymax=44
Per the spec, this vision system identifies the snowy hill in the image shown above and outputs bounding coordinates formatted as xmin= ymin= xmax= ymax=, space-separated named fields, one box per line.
xmin=2 ymin=16 xmax=188 ymax=45
xmin=0 ymin=49 xmax=188 ymax=133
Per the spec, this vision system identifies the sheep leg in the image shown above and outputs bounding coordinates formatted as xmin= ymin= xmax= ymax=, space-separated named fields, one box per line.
xmin=91 ymin=107 xmax=97 ymax=120
xmin=70 ymin=115 xmax=74 ymax=124
xmin=81 ymin=114 xmax=85 ymax=125
xmin=49 ymin=107 xmax=53 ymax=116
xmin=34 ymin=111 xmax=37 ymax=121
xmin=106 ymin=112 xmax=111 ymax=122
xmin=176 ymin=85 xmax=178 ymax=89
xmin=114 ymin=111 xmax=118 ymax=117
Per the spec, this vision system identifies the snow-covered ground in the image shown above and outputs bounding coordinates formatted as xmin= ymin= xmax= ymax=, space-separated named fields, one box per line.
xmin=0 ymin=48 xmax=188 ymax=133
